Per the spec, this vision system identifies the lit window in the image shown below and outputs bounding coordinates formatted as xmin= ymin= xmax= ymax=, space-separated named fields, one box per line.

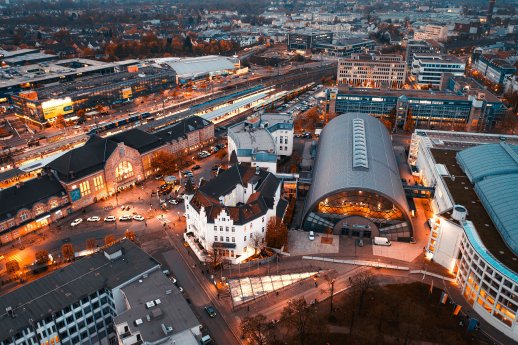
xmin=79 ymin=181 xmax=91 ymax=197
xmin=93 ymin=175 xmax=104 ymax=191
xmin=115 ymin=161 xmax=134 ymax=182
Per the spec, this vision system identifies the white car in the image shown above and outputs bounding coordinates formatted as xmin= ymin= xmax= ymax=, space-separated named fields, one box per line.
xmin=119 ymin=215 xmax=132 ymax=222
xmin=133 ymin=215 xmax=145 ymax=221
xmin=87 ymin=216 xmax=100 ymax=222
xmin=104 ymin=216 xmax=116 ymax=222
xmin=308 ymin=231 xmax=315 ymax=241
xmin=71 ymin=218 xmax=83 ymax=227
xmin=169 ymin=199 xmax=179 ymax=205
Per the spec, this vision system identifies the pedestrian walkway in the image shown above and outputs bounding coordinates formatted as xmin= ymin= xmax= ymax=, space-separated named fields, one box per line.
xmin=409 ymin=269 xmax=456 ymax=282
xmin=303 ymin=255 xmax=410 ymax=271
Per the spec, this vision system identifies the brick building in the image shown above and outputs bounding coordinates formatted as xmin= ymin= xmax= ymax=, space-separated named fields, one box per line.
xmin=0 ymin=116 xmax=214 ymax=244
xmin=0 ymin=174 xmax=70 ymax=244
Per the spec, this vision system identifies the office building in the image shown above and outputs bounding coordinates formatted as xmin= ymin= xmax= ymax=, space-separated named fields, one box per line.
xmin=227 ymin=113 xmax=294 ymax=173
xmin=411 ymin=54 xmax=465 ymax=87
xmin=0 ymin=240 xmax=161 ymax=345
xmin=471 ymin=54 xmax=516 ymax=88
xmin=302 ymin=113 xmax=413 ymax=239
xmin=287 ymin=30 xmax=333 ymax=51
xmin=184 ymin=165 xmax=286 ymax=263
xmin=314 ymin=38 xmax=375 ymax=58
xmin=408 ymin=130 xmax=518 ymax=341
xmin=327 ymin=81 xmax=506 ymax=130
xmin=405 ymin=40 xmax=444 ymax=68
xmin=337 ymin=53 xmax=406 ymax=88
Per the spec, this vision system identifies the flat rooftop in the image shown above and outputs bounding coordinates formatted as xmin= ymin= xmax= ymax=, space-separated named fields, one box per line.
xmin=413 ymin=54 xmax=463 ymax=63
xmin=23 ymin=66 xmax=173 ymax=101
xmin=0 ymin=59 xmax=139 ymax=90
xmin=0 ymin=240 xmax=160 ymax=339
xmin=415 ymin=130 xmax=518 ymax=150
xmin=229 ymin=122 xmax=276 ymax=153
xmin=336 ymin=86 xmax=469 ymax=101
xmin=115 ymin=270 xmax=200 ymax=344
xmin=431 ymin=148 xmax=518 ymax=273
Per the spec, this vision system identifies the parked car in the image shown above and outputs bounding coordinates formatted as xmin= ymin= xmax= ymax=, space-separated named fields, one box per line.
xmin=71 ymin=218 xmax=83 ymax=227
xmin=308 ymin=231 xmax=315 ymax=241
xmin=192 ymin=165 xmax=201 ymax=171
xmin=87 ymin=216 xmax=100 ymax=222
xmin=204 ymin=305 xmax=217 ymax=318
xmin=133 ymin=215 xmax=145 ymax=221
xmin=119 ymin=215 xmax=132 ymax=222
xmin=169 ymin=199 xmax=179 ymax=205
xmin=357 ymin=239 xmax=364 ymax=247
xmin=154 ymin=174 xmax=164 ymax=180
xmin=104 ymin=216 xmax=116 ymax=222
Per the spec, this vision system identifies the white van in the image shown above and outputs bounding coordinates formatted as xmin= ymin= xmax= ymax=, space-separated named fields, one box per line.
xmin=373 ymin=237 xmax=391 ymax=246
xmin=200 ymin=335 xmax=213 ymax=344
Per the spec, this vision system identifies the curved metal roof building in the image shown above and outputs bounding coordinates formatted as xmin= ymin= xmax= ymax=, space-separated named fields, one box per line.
xmin=457 ymin=142 xmax=518 ymax=255
xmin=302 ymin=113 xmax=412 ymax=237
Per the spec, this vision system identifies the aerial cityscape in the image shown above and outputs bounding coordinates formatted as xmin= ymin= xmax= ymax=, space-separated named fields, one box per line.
xmin=0 ymin=0 xmax=517 ymax=344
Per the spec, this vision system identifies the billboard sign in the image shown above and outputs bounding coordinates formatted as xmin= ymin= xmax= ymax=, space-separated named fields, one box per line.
xmin=122 ymin=87 xmax=133 ymax=99
xmin=41 ymin=97 xmax=74 ymax=119
xmin=70 ymin=188 xmax=81 ymax=202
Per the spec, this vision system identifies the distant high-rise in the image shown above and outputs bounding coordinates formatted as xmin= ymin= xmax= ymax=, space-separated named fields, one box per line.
xmin=486 ymin=0 xmax=496 ymax=34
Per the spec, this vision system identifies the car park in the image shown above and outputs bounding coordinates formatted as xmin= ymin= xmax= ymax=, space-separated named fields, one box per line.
xmin=87 ymin=216 xmax=100 ymax=222
xmin=133 ymin=215 xmax=145 ymax=221
xmin=104 ymin=216 xmax=116 ymax=222
xmin=71 ymin=218 xmax=83 ymax=227
xmin=204 ymin=305 xmax=217 ymax=318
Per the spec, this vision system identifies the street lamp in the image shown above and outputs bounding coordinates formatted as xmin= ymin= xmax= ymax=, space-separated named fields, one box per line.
xmin=113 ymin=183 xmax=118 ymax=206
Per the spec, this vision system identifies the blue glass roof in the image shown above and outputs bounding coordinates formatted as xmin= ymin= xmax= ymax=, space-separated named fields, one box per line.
xmin=457 ymin=142 xmax=518 ymax=183
xmin=475 ymin=174 xmax=518 ymax=255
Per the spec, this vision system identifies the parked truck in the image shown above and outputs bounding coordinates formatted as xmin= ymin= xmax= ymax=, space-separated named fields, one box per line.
xmin=373 ymin=237 xmax=391 ymax=246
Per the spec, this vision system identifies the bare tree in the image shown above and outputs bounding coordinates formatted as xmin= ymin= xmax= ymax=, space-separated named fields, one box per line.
xmin=280 ymin=298 xmax=317 ymax=345
xmin=320 ymin=270 xmax=338 ymax=315
xmin=124 ymin=230 xmax=136 ymax=242
xmin=6 ymin=260 xmax=20 ymax=275
xmin=241 ymin=314 xmax=269 ymax=345
xmin=104 ymin=234 xmax=116 ymax=246
xmin=35 ymin=250 xmax=49 ymax=265
xmin=206 ymin=247 xmax=224 ymax=271
xmin=265 ymin=216 xmax=288 ymax=249
xmin=86 ymin=238 xmax=97 ymax=251
xmin=249 ymin=232 xmax=263 ymax=256
xmin=61 ymin=243 xmax=75 ymax=261
xmin=350 ymin=271 xmax=377 ymax=315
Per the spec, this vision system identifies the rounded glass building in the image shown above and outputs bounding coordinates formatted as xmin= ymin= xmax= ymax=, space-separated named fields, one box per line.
xmin=302 ymin=113 xmax=413 ymax=239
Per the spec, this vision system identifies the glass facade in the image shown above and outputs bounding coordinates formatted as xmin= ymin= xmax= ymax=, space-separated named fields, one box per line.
xmin=303 ymin=189 xmax=407 ymax=232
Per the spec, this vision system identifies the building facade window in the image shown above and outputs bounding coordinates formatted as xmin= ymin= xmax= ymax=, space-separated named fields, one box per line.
xmin=79 ymin=181 xmax=91 ymax=197
xmin=115 ymin=161 xmax=134 ymax=182
xmin=49 ymin=199 xmax=59 ymax=209
xmin=19 ymin=211 xmax=29 ymax=222
xmin=93 ymin=175 xmax=105 ymax=191
xmin=34 ymin=204 xmax=45 ymax=216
